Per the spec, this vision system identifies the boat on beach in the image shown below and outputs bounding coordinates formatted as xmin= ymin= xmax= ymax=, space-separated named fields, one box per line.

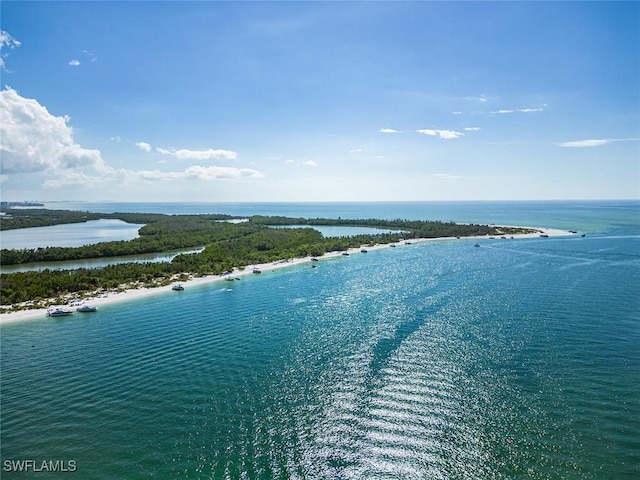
xmin=171 ymin=284 xmax=185 ymax=291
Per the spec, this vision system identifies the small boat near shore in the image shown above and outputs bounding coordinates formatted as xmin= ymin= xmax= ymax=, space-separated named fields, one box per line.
xmin=76 ymin=305 xmax=97 ymax=313
xmin=253 ymin=268 xmax=262 ymax=274
xmin=172 ymin=284 xmax=185 ymax=291
xmin=46 ymin=308 xmax=73 ymax=317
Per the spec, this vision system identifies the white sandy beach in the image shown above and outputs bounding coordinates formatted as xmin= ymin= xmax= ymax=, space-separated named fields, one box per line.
xmin=0 ymin=227 xmax=572 ymax=325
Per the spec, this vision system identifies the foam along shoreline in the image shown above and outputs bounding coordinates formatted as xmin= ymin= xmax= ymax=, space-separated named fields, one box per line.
xmin=0 ymin=226 xmax=573 ymax=325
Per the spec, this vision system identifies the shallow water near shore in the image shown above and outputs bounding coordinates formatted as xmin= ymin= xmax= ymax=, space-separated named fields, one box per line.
xmin=1 ymin=201 xmax=639 ymax=478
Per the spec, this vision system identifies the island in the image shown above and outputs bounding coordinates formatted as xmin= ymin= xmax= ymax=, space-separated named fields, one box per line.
xmin=0 ymin=208 xmax=559 ymax=318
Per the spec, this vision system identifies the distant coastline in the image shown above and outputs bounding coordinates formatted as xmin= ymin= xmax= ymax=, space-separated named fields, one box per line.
xmin=0 ymin=201 xmax=45 ymax=208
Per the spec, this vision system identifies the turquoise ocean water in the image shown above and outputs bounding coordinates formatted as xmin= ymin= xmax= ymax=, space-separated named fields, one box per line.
xmin=1 ymin=201 xmax=639 ymax=479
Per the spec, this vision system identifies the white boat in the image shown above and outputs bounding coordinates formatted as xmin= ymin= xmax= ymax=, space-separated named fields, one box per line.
xmin=252 ymin=268 xmax=262 ymax=274
xmin=172 ymin=284 xmax=185 ymax=291
xmin=46 ymin=308 xmax=73 ymax=317
xmin=77 ymin=305 xmax=97 ymax=312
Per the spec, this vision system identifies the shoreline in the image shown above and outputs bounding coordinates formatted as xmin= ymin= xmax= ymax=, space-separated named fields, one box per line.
xmin=0 ymin=227 xmax=572 ymax=325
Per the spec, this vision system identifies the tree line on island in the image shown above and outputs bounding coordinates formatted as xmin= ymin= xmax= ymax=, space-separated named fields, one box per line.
xmin=0 ymin=208 xmax=537 ymax=309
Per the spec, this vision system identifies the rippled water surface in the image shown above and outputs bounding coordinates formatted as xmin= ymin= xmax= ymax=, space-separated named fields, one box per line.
xmin=1 ymin=202 xmax=639 ymax=479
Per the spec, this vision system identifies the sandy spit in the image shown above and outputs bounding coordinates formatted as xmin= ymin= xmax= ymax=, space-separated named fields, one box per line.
xmin=0 ymin=227 xmax=572 ymax=325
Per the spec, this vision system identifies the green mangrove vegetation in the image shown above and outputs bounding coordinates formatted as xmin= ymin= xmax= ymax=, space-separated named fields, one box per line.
xmin=0 ymin=208 xmax=538 ymax=309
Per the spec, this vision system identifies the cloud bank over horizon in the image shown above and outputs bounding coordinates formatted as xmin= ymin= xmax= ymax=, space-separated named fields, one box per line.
xmin=0 ymin=87 xmax=264 ymax=191
xmin=0 ymin=87 xmax=109 ymax=176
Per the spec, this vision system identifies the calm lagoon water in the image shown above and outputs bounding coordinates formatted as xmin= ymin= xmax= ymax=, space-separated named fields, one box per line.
xmin=272 ymin=224 xmax=406 ymax=237
xmin=0 ymin=219 xmax=143 ymax=249
xmin=1 ymin=201 xmax=639 ymax=479
xmin=0 ymin=248 xmax=204 ymax=274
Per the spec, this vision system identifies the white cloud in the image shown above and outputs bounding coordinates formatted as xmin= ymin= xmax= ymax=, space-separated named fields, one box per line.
xmin=135 ymin=141 xmax=152 ymax=152
xmin=0 ymin=87 xmax=263 ymax=191
xmin=43 ymin=169 xmax=114 ymax=188
xmin=416 ymin=129 xmax=464 ymax=140
xmin=136 ymin=166 xmax=263 ymax=182
xmin=0 ymin=30 xmax=21 ymax=70
xmin=464 ymin=127 xmax=481 ymax=132
xmin=491 ymin=107 xmax=544 ymax=114
xmin=558 ymin=138 xmax=639 ymax=148
xmin=156 ymin=147 xmax=238 ymax=160
xmin=0 ymin=31 xmax=20 ymax=49
xmin=68 ymin=51 xmax=97 ymax=67
xmin=380 ymin=128 xmax=401 ymax=133
xmin=349 ymin=148 xmax=363 ymax=153
xmin=431 ymin=173 xmax=461 ymax=180
xmin=185 ymin=165 xmax=262 ymax=179
xmin=465 ymin=94 xmax=488 ymax=103
xmin=136 ymin=170 xmax=181 ymax=181
xmin=559 ymin=139 xmax=611 ymax=148
xmin=83 ymin=50 xmax=97 ymax=62
xmin=0 ymin=86 xmax=110 ymax=176
xmin=176 ymin=149 xmax=237 ymax=160
xmin=284 ymin=159 xmax=318 ymax=167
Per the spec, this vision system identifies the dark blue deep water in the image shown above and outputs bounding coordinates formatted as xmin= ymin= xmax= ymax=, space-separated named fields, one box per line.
xmin=1 ymin=201 xmax=639 ymax=478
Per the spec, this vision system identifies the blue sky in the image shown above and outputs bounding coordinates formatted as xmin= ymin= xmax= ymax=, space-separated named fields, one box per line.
xmin=1 ymin=1 xmax=638 ymax=202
